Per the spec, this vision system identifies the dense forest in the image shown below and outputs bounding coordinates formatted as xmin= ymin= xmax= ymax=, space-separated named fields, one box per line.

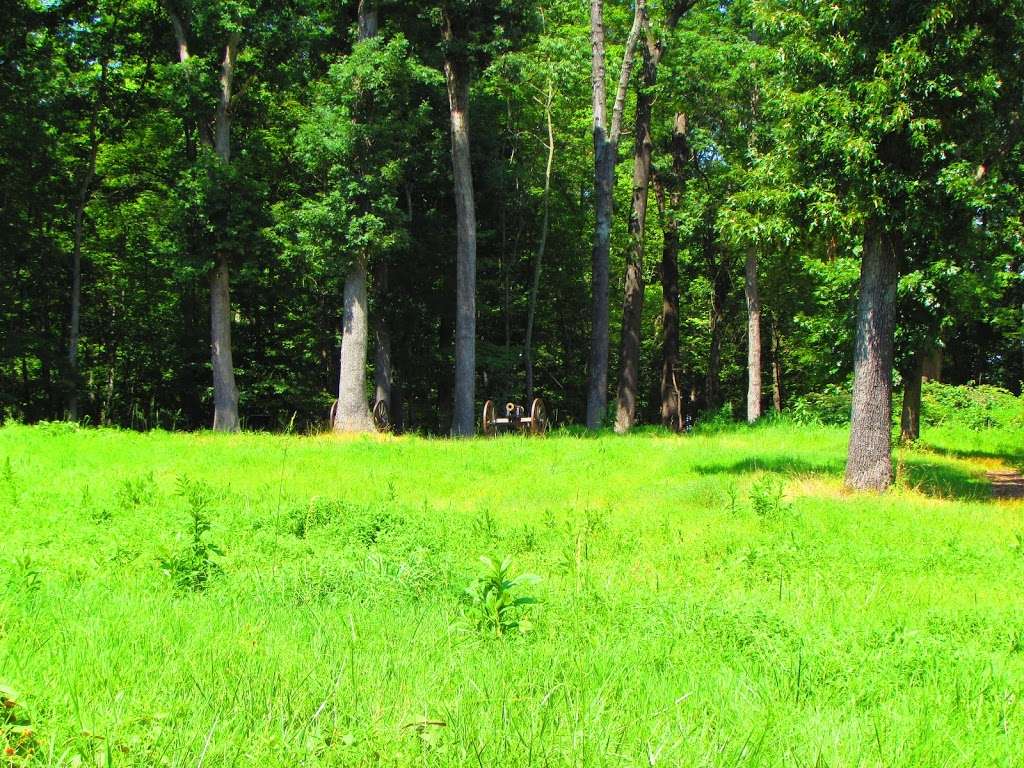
xmin=2 ymin=1 xmax=1022 ymax=481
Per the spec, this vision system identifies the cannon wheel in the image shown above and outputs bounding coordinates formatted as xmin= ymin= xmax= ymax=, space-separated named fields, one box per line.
xmin=530 ymin=397 xmax=549 ymax=435
xmin=329 ymin=399 xmax=339 ymax=429
xmin=482 ymin=400 xmax=497 ymax=437
xmin=372 ymin=399 xmax=391 ymax=432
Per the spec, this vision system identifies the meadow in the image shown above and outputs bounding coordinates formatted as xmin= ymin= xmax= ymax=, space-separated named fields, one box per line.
xmin=1 ymin=416 xmax=1023 ymax=767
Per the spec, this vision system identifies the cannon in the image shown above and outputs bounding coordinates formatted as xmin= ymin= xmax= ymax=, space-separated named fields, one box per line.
xmin=481 ymin=397 xmax=549 ymax=436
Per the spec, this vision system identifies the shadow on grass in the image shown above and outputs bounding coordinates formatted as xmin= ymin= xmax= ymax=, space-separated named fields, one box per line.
xmin=919 ymin=444 xmax=1024 ymax=471
xmin=693 ymin=456 xmax=844 ymax=477
xmin=899 ymin=457 xmax=994 ymax=501
xmin=694 ymin=452 xmax=1001 ymax=502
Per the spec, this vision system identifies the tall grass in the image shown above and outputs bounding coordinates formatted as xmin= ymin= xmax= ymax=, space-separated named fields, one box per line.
xmin=1 ymin=419 xmax=1022 ymax=766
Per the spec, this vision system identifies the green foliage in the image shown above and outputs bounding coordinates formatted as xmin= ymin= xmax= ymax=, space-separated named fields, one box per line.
xmin=462 ymin=555 xmax=539 ymax=637
xmin=791 ymin=384 xmax=853 ymax=426
xmin=749 ymin=476 xmax=790 ymax=520
xmin=158 ymin=478 xmax=223 ymax=592
xmin=920 ymin=381 xmax=1024 ymax=431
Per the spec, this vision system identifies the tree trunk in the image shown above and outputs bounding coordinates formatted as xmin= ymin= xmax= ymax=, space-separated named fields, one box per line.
xmin=334 ymin=0 xmax=379 ymax=434
xmin=705 ymin=241 xmax=726 ymax=412
xmin=900 ymin=354 xmax=923 ymax=443
xmin=443 ymin=55 xmax=477 ymax=437
xmin=335 ymin=257 xmax=373 ymax=432
xmin=744 ymin=247 xmax=762 ymax=423
xmin=921 ymin=345 xmax=942 ymax=381
xmin=771 ymin=318 xmax=783 ymax=412
xmin=209 ymin=257 xmax=240 ymax=432
xmin=586 ymin=0 xmax=644 ymax=430
xmin=208 ymin=31 xmax=241 ymax=432
xmin=845 ymin=221 xmax=898 ymax=491
xmin=67 ymin=149 xmax=94 ymax=422
xmin=614 ymin=29 xmax=655 ymax=434
xmin=525 ymin=82 xmax=554 ymax=405
xmin=656 ymin=179 xmax=682 ymax=431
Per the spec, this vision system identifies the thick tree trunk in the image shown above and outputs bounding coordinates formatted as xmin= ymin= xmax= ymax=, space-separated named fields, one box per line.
xmin=209 ymin=257 xmax=240 ymax=432
xmin=656 ymin=181 xmax=682 ymax=431
xmin=586 ymin=0 xmax=644 ymax=430
xmin=335 ymin=257 xmax=374 ymax=432
xmin=900 ymin=354 xmax=923 ymax=443
xmin=443 ymin=55 xmax=477 ymax=437
xmin=334 ymin=1 xmax=379 ymax=434
xmin=845 ymin=221 xmax=899 ymax=491
xmin=525 ymin=84 xmax=554 ymax=405
xmin=921 ymin=345 xmax=942 ymax=381
xmin=614 ymin=31 xmax=655 ymax=433
xmin=208 ymin=31 xmax=241 ymax=432
xmin=771 ymin=318 xmax=783 ymax=413
xmin=744 ymin=247 xmax=762 ymax=423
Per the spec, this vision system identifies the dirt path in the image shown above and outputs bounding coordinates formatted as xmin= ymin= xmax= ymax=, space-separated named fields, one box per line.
xmin=987 ymin=470 xmax=1024 ymax=500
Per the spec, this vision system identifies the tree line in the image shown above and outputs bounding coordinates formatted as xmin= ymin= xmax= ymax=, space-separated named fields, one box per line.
xmin=2 ymin=0 xmax=1022 ymax=490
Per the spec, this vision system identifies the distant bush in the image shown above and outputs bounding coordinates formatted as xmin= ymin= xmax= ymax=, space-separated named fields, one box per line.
xmin=790 ymin=384 xmax=852 ymax=426
xmin=920 ymin=381 xmax=1023 ymax=431
xmin=789 ymin=381 xmax=1023 ymax=431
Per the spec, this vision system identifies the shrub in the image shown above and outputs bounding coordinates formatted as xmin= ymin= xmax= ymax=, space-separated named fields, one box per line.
xmin=790 ymin=384 xmax=852 ymax=426
xmin=920 ymin=381 xmax=1023 ymax=431
xmin=462 ymin=556 xmax=539 ymax=637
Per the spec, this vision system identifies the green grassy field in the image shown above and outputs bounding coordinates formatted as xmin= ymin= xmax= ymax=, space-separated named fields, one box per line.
xmin=2 ymin=420 xmax=1023 ymax=767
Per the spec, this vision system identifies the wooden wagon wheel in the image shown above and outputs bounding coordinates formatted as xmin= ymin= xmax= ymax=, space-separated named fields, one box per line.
xmin=372 ymin=399 xmax=391 ymax=432
xmin=530 ymin=397 xmax=549 ymax=435
xmin=329 ymin=399 xmax=339 ymax=428
xmin=481 ymin=399 xmax=497 ymax=437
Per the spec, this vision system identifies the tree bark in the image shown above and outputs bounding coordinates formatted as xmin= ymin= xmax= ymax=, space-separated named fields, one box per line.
xmin=614 ymin=3 xmax=692 ymax=433
xmin=525 ymin=82 xmax=555 ymax=405
xmin=208 ymin=31 xmax=241 ymax=432
xmin=614 ymin=22 xmax=655 ymax=433
xmin=443 ymin=51 xmax=477 ymax=437
xmin=656 ymin=179 xmax=682 ymax=431
xmin=335 ymin=257 xmax=373 ymax=432
xmin=334 ymin=4 xmax=379 ymax=434
xmin=586 ymin=0 xmax=644 ymax=429
xmin=900 ymin=354 xmax=923 ymax=443
xmin=744 ymin=247 xmax=762 ymax=423
xmin=210 ymin=258 xmax=239 ymax=432
xmin=845 ymin=220 xmax=899 ymax=491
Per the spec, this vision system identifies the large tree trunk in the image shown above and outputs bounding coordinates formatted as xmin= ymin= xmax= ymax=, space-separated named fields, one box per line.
xmin=209 ymin=32 xmax=241 ymax=432
xmin=209 ymin=257 xmax=239 ymax=432
xmin=744 ymin=247 xmax=762 ymax=423
xmin=334 ymin=1 xmax=379 ymax=434
xmin=335 ymin=258 xmax=373 ymax=432
xmin=443 ymin=54 xmax=477 ymax=437
xmin=586 ymin=0 xmax=644 ymax=430
xmin=656 ymin=179 xmax=682 ymax=431
xmin=900 ymin=354 xmax=923 ymax=443
xmin=614 ymin=24 xmax=655 ymax=434
xmin=655 ymin=112 xmax=690 ymax=431
xmin=524 ymin=83 xmax=554 ymax=405
xmin=845 ymin=221 xmax=899 ymax=491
